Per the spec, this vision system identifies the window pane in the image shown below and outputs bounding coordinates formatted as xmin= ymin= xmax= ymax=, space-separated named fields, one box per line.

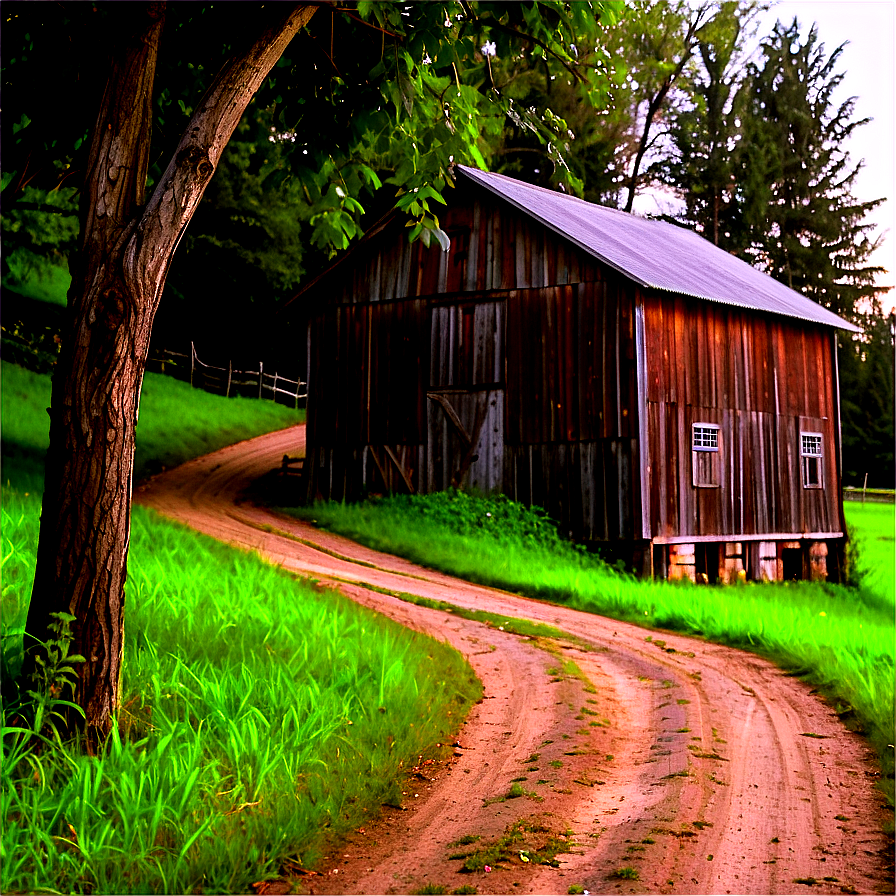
xmin=693 ymin=424 xmax=719 ymax=451
xmin=692 ymin=423 xmax=720 ymax=486
xmin=802 ymin=454 xmax=822 ymax=488
xmin=801 ymin=433 xmax=822 ymax=457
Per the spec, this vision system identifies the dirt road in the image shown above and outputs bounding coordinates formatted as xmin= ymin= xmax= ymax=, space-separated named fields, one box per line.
xmin=137 ymin=424 xmax=891 ymax=895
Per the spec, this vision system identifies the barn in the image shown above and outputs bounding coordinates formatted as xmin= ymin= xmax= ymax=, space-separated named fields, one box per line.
xmin=291 ymin=165 xmax=860 ymax=583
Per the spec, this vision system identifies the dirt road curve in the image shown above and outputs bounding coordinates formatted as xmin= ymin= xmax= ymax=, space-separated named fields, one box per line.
xmin=137 ymin=425 xmax=891 ymax=896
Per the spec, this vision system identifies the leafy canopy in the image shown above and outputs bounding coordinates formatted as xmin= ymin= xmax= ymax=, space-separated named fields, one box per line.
xmin=2 ymin=1 xmax=623 ymax=260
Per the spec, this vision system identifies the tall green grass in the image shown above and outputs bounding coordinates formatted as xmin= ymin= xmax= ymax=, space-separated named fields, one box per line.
xmin=285 ymin=490 xmax=895 ymax=804
xmin=2 ymin=363 xmax=481 ymax=893
xmin=2 ymin=492 xmax=480 ymax=893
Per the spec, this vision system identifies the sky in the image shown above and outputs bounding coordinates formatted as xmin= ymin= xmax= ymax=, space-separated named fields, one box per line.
xmin=637 ymin=0 xmax=896 ymax=312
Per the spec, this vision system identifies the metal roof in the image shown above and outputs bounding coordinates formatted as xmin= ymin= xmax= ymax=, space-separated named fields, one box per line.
xmin=458 ymin=165 xmax=861 ymax=333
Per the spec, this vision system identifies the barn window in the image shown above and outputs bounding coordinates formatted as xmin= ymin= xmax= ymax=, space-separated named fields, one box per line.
xmin=800 ymin=432 xmax=823 ymax=488
xmin=692 ymin=423 xmax=720 ymax=488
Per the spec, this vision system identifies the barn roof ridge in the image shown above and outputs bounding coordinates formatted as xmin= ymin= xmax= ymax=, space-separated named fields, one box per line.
xmin=457 ymin=165 xmax=861 ymax=333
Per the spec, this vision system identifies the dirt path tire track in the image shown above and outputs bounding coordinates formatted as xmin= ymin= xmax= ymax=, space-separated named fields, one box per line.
xmin=136 ymin=425 xmax=891 ymax=895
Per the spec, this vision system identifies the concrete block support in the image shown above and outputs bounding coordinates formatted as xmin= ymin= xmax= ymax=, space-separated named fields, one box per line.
xmin=758 ymin=541 xmax=778 ymax=582
xmin=809 ymin=541 xmax=828 ymax=582
xmin=720 ymin=542 xmax=744 ymax=584
xmin=668 ymin=543 xmax=696 ymax=583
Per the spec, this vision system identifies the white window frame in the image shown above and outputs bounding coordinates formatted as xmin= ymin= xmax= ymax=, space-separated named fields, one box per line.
xmin=692 ymin=423 xmax=720 ymax=488
xmin=692 ymin=424 xmax=720 ymax=452
xmin=800 ymin=431 xmax=824 ymax=489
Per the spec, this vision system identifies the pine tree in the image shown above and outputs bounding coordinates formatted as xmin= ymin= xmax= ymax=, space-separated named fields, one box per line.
xmin=660 ymin=16 xmax=892 ymax=486
xmin=838 ymin=305 xmax=896 ymax=488
xmin=736 ymin=19 xmax=884 ymax=318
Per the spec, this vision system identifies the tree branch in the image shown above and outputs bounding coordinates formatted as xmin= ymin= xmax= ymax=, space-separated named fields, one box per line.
xmin=314 ymin=0 xmax=398 ymax=38
xmin=131 ymin=3 xmax=317 ymax=297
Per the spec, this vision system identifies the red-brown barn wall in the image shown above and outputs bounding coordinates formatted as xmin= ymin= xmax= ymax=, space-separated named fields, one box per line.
xmin=304 ymin=188 xmax=641 ymax=541
xmin=641 ymin=291 xmax=843 ymax=540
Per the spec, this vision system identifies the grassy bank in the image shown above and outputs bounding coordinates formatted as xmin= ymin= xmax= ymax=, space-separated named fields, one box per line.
xmin=284 ymin=490 xmax=895 ymax=804
xmin=1 ymin=360 xmax=304 ymax=490
xmin=1 ymin=364 xmax=480 ymax=894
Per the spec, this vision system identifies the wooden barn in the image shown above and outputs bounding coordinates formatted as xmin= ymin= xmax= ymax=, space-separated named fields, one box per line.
xmin=290 ymin=166 xmax=860 ymax=583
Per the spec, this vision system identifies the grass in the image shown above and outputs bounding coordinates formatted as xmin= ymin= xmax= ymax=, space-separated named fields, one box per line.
xmin=282 ymin=489 xmax=895 ymax=805
xmin=1 ymin=360 xmax=304 ymax=490
xmin=1 ymin=363 xmax=481 ymax=894
xmin=845 ymin=500 xmax=895 ymax=602
xmin=3 ymin=256 xmax=72 ymax=306
xmin=454 ymin=818 xmax=571 ymax=872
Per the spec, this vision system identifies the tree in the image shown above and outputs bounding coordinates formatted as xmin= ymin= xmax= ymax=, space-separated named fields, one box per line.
xmin=838 ymin=304 xmax=896 ymax=488
xmin=4 ymin=1 xmax=621 ymax=736
xmin=657 ymin=15 xmax=891 ymax=488
xmin=735 ymin=19 xmax=884 ymax=316
xmin=23 ymin=2 xmax=317 ymax=737
xmin=652 ymin=1 xmax=761 ymax=247
xmin=155 ymin=113 xmax=310 ymax=367
xmin=612 ymin=0 xmax=720 ymax=212
xmin=488 ymin=44 xmax=631 ymax=203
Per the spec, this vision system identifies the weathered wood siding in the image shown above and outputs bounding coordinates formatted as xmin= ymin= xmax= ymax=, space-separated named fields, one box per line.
xmin=642 ymin=292 xmax=843 ymax=539
xmin=504 ymin=279 xmax=639 ymax=539
xmin=304 ymin=186 xmax=641 ymax=540
xmin=315 ymin=184 xmax=599 ymax=305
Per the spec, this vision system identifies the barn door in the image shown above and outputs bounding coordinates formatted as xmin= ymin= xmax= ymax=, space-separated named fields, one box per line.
xmin=427 ymin=300 xmax=504 ymax=493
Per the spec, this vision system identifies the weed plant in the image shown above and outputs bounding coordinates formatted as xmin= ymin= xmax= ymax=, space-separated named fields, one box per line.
xmin=286 ymin=490 xmax=895 ymax=803
xmin=1 ymin=363 xmax=480 ymax=893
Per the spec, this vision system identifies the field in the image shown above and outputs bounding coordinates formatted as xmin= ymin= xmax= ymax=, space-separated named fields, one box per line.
xmin=844 ymin=500 xmax=896 ymax=601
xmin=284 ymin=489 xmax=895 ymax=803
xmin=1 ymin=364 xmax=480 ymax=894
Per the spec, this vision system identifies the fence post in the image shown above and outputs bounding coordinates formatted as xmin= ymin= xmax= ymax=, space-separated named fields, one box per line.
xmin=862 ymin=472 xmax=868 ymax=505
xmin=258 ymin=361 xmax=264 ymax=400
xmin=273 ymin=372 xmax=278 ymax=404
xmin=226 ymin=360 xmax=232 ymax=398
xmin=190 ymin=341 xmax=196 ymax=388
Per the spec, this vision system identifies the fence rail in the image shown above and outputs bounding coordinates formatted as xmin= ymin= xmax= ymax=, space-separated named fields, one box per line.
xmin=843 ymin=487 xmax=895 ymax=504
xmin=149 ymin=342 xmax=307 ymax=407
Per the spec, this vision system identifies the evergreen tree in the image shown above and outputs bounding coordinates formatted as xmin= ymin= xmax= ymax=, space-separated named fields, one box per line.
xmin=838 ymin=305 xmax=896 ymax=488
xmin=661 ymin=16 xmax=892 ymax=487
xmin=653 ymin=2 xmax=757 ymax=247
xmin=736 ymin=19 xmax=884 ymax=317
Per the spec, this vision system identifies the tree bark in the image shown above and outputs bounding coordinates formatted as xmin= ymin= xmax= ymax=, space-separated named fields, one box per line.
xmin=26 ymin=1 xmax=316 ymax=737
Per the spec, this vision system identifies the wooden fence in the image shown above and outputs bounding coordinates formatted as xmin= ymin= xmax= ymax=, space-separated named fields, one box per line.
xmin=149 ymin=342 xmax=307 ymax=407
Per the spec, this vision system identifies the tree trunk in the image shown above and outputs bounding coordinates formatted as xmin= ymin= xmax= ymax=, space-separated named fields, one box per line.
xmin=623 ymin=88 xmax=668 ymax=213
xmin=26 ymin=2 xmax=316 ymax=737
